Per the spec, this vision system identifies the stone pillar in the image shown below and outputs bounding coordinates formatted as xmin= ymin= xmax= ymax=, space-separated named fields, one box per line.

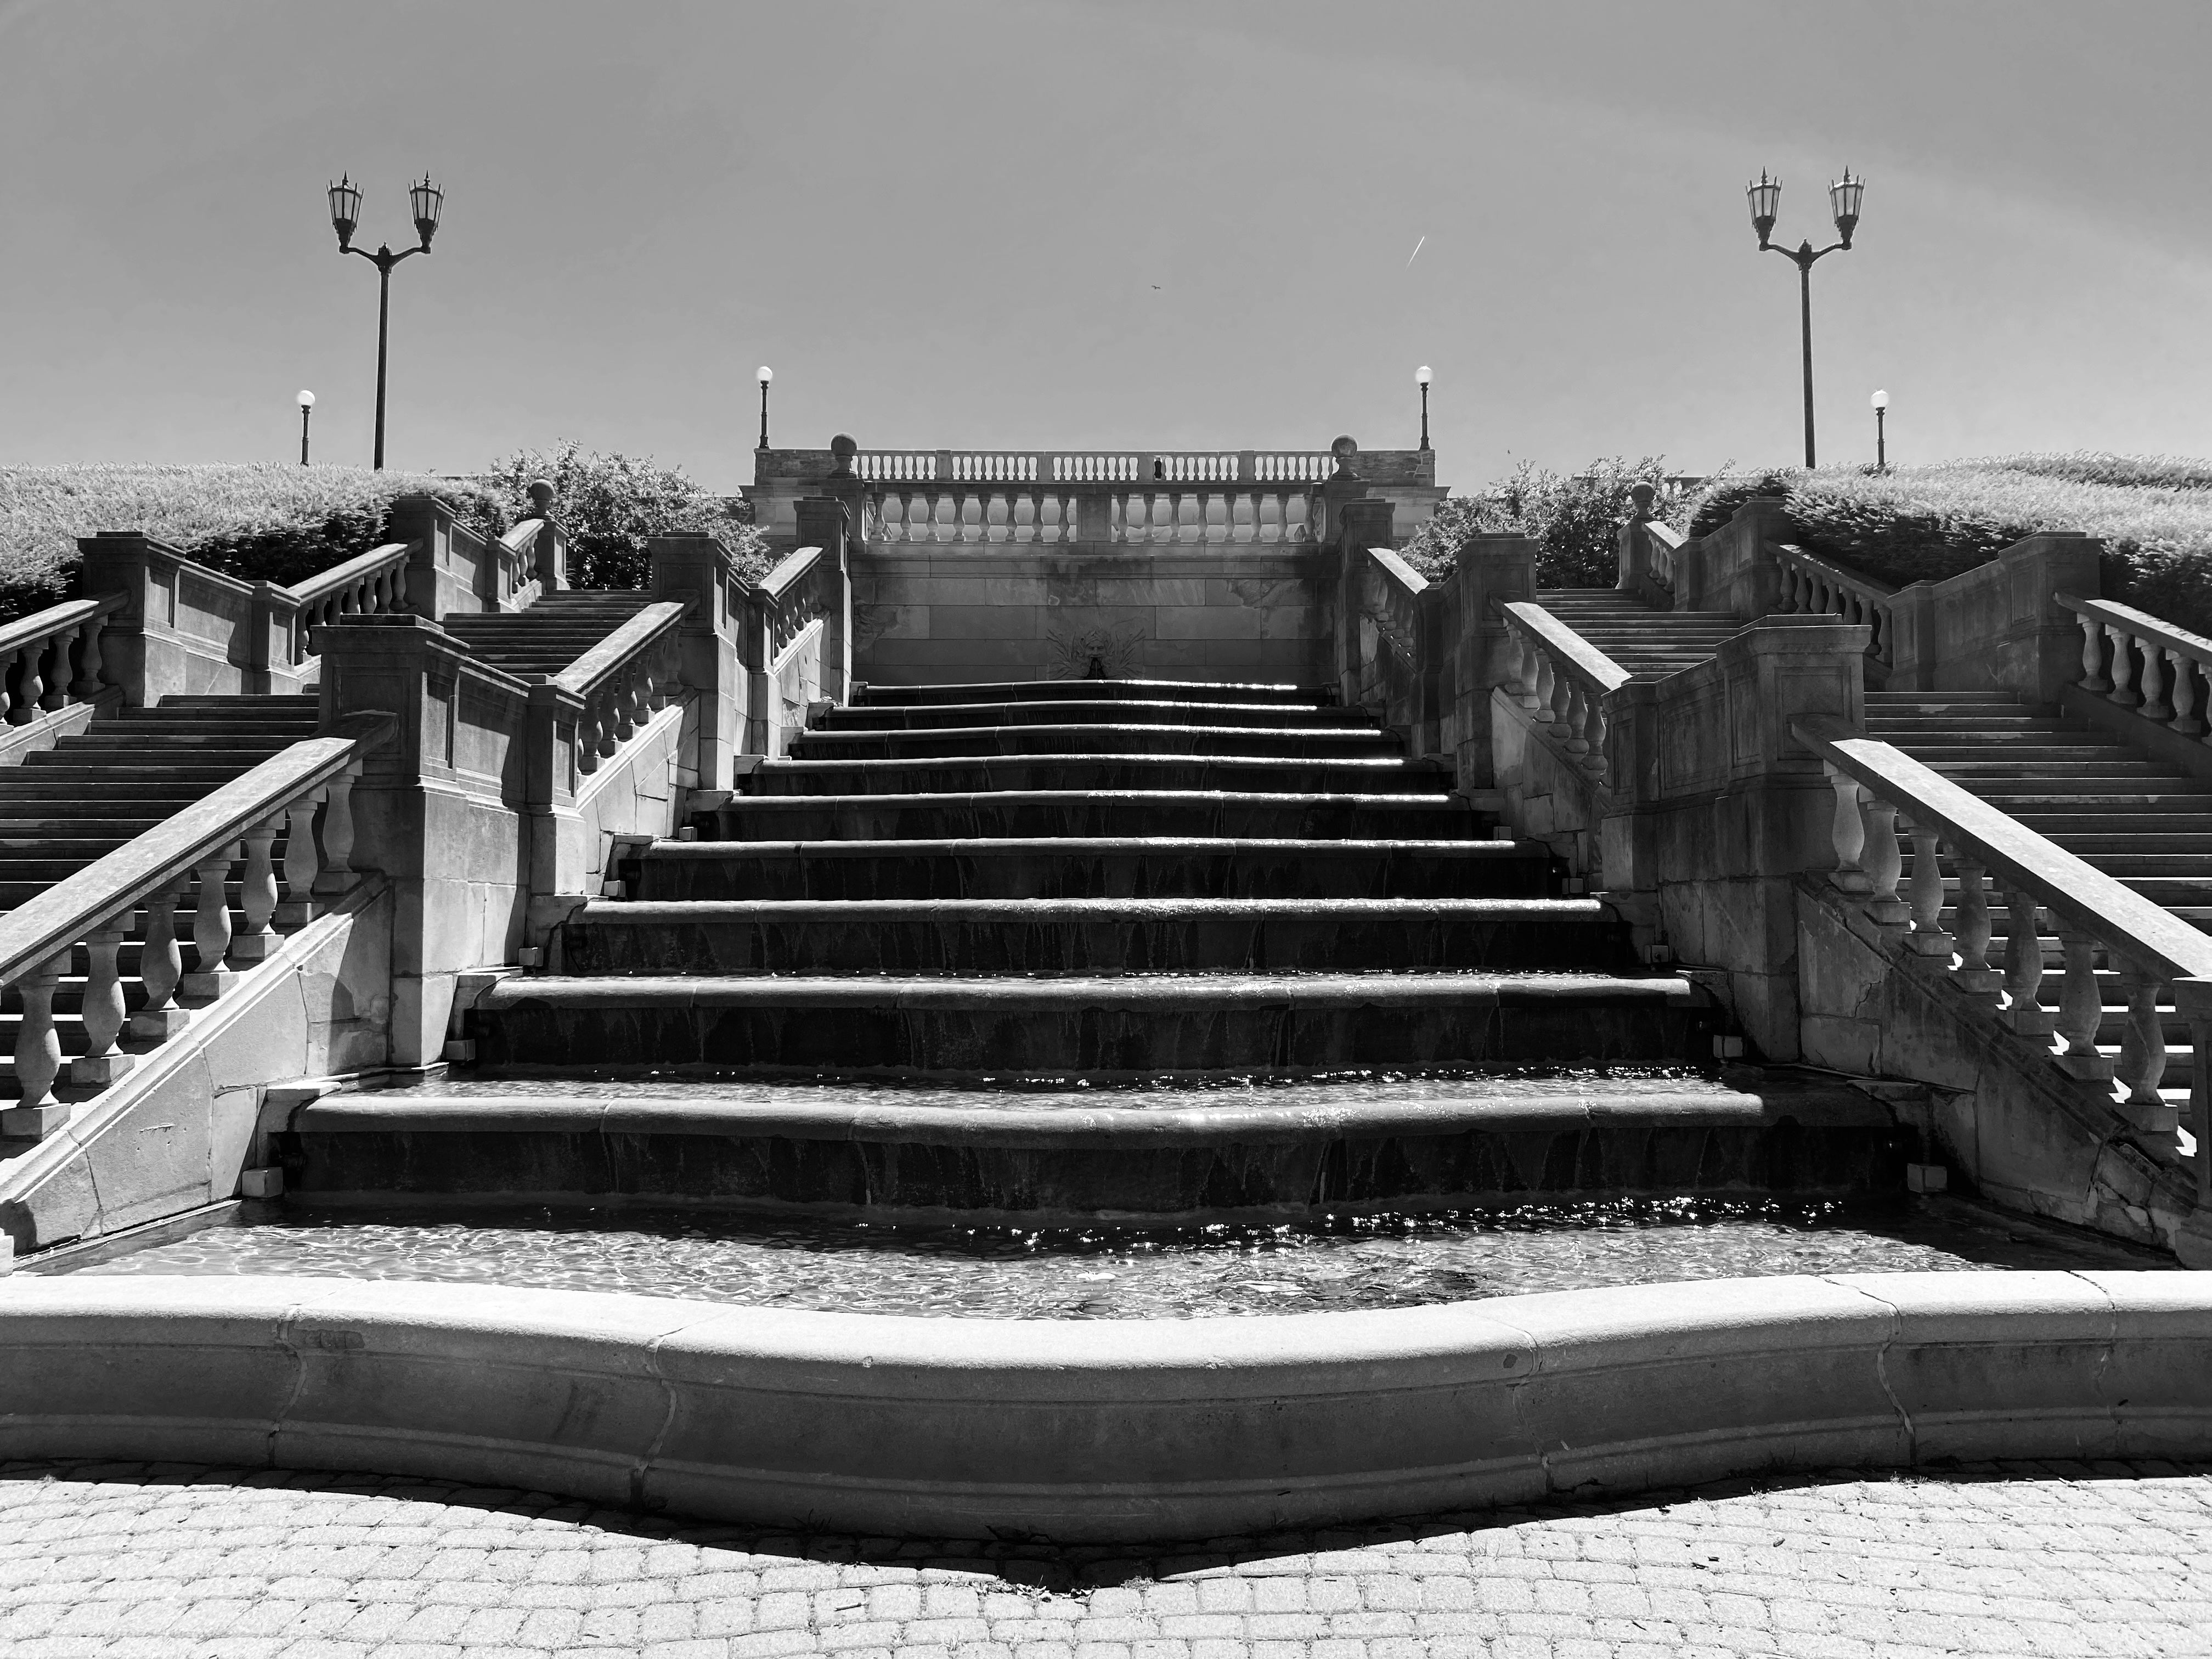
xmin=76 ymin=533 xmax=182 ymax=708
xmin=1450 ymin=534 xmax=1537 ymax=790
xmin=650 ymin=534 xmax=741 ymax=792
xmin=1994 ymin=532 xmax=2103 ymax=703
xmin=795 ymin=493 xmax=856 ymax=707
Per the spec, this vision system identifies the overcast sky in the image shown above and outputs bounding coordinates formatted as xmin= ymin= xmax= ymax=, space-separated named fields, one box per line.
xmin=3 ymin=0 xmax=2208 ymax=493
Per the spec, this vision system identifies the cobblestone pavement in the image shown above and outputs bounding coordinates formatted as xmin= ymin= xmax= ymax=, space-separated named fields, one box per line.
xmin=1 ymin=1458 xmax=2207 ymax=1658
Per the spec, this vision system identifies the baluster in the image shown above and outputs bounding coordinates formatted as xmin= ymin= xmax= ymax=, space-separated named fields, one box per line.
xmin=1950 ymin=858 xmax=1999 ymax=995
xmin=313 ymin=763 xmax=360 ymax=896
xmin=1561 ymin=680 xmax=1590 ymax=753
xmin=2115 ymin=961 xmax=2175 ymax=1133
xmin=1532 ymin=650 xmax=1558 ymax=730
xmin=70 ymin=920 xmax=133 ymax=1086
xmin=38 ymin=633 xmax=65 ymax=712
xmin=608 ymin=671 xmax=635 ymax=746
xmin=598 ymin=684 xmax=623 ymax=758
xmin=0 ymin=645 xmax=15 ymax=725
xmin=2107 ymin=629 xmax=2139 ymax=707
xmin=2077 ymin=616 xmax=2111 ymax=692
xmin=277 ymin=791 xmax=323 ymax=927
xmin=3 ymin=951 xmax=72 ymax=1134
xmin=1900 ymin=817 xmax=1954 ymax=957
xmin=181 ymin=847 xmax=238 ymax=999
xmin=130 ymin=879 xmax=189 ymax=1039
xmin=1579 ymin=696 xmax=1608 ymax=782
xmin=2177 ymin=980 xmax=2212 ymax=1211
xmin=1824 ymin=764 xmax=1871 ymax=891
xmin=1862 ymin=795 xmax=1907 ymax=926
xmin=230 ymin=817 xmax=281 ymax=961
xmin=13 ymin=636 xmax=44 ymax=724
xmin=2170 ymin=650 xmax=2207 ymax=736
xmin=1999 ymin=888 xmax=2054 ymax=1035
xmin=2138 ymin=639 xmax=2173 ymax=721
xmin=2052 ymin=926 xmax=2114 ymax=1080
xmin=70 ymin=613 xmax=106 ymax=699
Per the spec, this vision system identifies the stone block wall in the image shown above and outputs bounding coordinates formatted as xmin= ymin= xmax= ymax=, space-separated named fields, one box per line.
xmin=853 ymin=548 xmax=1336 ymax=686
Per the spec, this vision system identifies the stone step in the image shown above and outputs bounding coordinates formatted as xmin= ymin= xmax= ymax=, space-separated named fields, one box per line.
xmin=1866 ymin=718 xmax=2059 ymax=732
xmin=1863 ymin=692 xmax=2028 ymax=706
xmin=2011 ymin=816 xmax=2212 ymax=837
xmin=1994 ymin=794 xmax=2212 ymax=814
xmin=698 ymin=790 xmax=1491 ymax=843
xmin=154 ymin=695 xmax=320 ymax=707
xmin=742 ymin=755 xmax=1455 ymax=797
xmin=281 ymin=1072 xmax=1900 ymax=1219
xmin=627 ymin=837 xmax=1555 ymax=902
xmin=558 ymin=896 xmax=1625 ymax=977
xmin=859 ymin=678 xmax=1316 ymax=708
xmin=1898 ymin=745 xmax=2154 ymax=763
xmin=817 ymin=699 xmax=1379 ymax=732
xmin=785 ymin=723 xmax=1402 ymax=761
xmin=1904 ymin=760 xmax=2191 ymax=780
xmin=467 ymin=970 xmax=1711 ymax=1077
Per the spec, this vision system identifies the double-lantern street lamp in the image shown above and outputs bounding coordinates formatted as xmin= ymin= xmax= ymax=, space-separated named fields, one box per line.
xmin=1416 ymin=365 xmax=1433 ymax=452
xmin=1746 ymin=166 xmax=1864 ymax=468
xmin=326 ymin=172 xmax=445 ymax=470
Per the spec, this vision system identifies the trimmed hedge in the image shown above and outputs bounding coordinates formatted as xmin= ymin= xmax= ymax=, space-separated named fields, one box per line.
xmin=1685 ymin=455 xmax=2212 ymax=635
xmin=0 ymin=464 xmax=505 ymax=625
xmin=485 ymin=443 xmax=770 ymax=590
xmin=1398 ymin=458 xmax=1692 ymax=586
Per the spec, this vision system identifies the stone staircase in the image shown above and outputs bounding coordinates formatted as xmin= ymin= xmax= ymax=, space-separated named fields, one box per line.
xmin=1535 ymin=591 xmax=1743 ymax=679
xmin=1867 ymin=689 xmax=2212 ymax=1100
xmin=286 ymin=676 xmax=1905 ymax=1219
xmin=0 ymin=694 xmax=321 ymax=1089
xmin=441 ymin=589 xmax=655 ymax=676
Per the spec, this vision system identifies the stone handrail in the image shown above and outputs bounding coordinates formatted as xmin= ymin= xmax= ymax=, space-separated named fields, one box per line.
xmin=280 ymin=541 xmax=411 ymax=661
xmin=1793 ymin=712 xmax=2206 ymax=1167
xmin=1503 ymin=601 xmax=1632 ymax=788
xmin=2058 ymin=593 xmax=2212 ymax=743
xmin=0 ymin=709 xmax=394 ymax=1141
xmin=853 ymin=449 xmax=1338 ymax=486
xmin=0 ymin=594 xmax=123 ymax=728
xmin=1642 ymin=521 xmax=1684 ymax=591
xmin=864 ymin=473 xmax=1323 ymax=546
xmin=551 ymin=601 xmax=687 ymax=780
xmin=1777 ymin=544 xmax=1899 ymax=667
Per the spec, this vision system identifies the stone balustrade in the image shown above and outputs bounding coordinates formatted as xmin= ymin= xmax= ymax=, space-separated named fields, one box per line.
xmin=1795 ymin=712 xmax=2207 ymax=1173
xmin=0 ymin=710 xmax=392 ymax=1141
xmin=1777 ymin=544 xmax=1899 ymax=670
xmin=281 ymin=541 xmax=411 ymax=661
xmin=2061 ymin=594 xmax=2212 ymax=744
xmin=551 ymin=603 xmax=687 ymax=780
xmin=864 ymin=476 xmax=1325 ymax=546
xmin=0 ymin=594 xmax=121 ymax=732
xmin=1502 ymin=602 xmax=1632 ymax=788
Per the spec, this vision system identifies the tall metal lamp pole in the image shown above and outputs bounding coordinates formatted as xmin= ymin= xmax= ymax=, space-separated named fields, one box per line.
xmin=297 ymin=390 xmax=315 ymax=465
xmin=327 ymin=172 xmax=445 ymax=470
xmin=1416 ymin=365 xmax=1432 ymax=451
xmin=1871 ymin=388 xmax=1889 ymax=471
xmin=757 ymin=366 xmax=773 ymax=450
xmin=1746 ymin=167 xmax=1864 ymax=467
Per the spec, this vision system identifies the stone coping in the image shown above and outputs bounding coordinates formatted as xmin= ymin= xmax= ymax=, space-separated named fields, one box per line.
xmin=293 ymin=1075 xmax=1886 ymax=1144
xmin=2 ymin=1271 xmax=2205 ymax=1542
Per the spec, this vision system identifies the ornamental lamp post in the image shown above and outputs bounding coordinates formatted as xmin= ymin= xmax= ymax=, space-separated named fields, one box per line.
xmin=1871 ymin=387 xmax=1889 ymax=471
xmin=297 ymin=390 xmax=315 ymax=465
xmin=757 ymin=366 xmax=773 ymax=450
xmin=327 ymin=171 xmax=445 ymax=470
xmin=1416 ymin=365 xmax=1432 ymax=452
xmin=1746 ymin=165 xmax=1864 ymax=468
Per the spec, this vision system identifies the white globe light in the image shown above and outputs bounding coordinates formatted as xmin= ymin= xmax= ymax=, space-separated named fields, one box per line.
xmin=1871 ymin=388 xmax=1889 ymax=410
xmin=757 ymin=366 xmax=774 ymax=385
xmin=297 ymin=389 xmax=316 ymax=407
xmin=1417 ymin=365 xmax=1432 ymax=387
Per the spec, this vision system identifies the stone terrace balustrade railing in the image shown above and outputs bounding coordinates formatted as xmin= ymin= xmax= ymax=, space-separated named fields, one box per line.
xmin=862 ymin=475 xmax=1326 ymax=547
xmin=0 ymin=710 xmax=392 ymax=1141
xmin=0 ymin=594 xmax=123 ymax=734
xmin=2061 ymin=594 xmax=2212 ymax=744
xmin=852 ymin=450 xmax=1336 ymax=486
xmin=552 ymin=602 xmax=687 ymax=779
xmin=1777 ymin=544 xmax=1899 ymax=671
xmin=1795 ymin=712 xmax=2207 ymax=1201
xmin=1503 ymin=602 xmax=1633 ymax=790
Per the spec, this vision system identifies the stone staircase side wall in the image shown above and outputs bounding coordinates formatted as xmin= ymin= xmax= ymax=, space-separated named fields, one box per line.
xmin=0 ymin=879 xmax=393 ymax=1255
xmin=1796 ymin=874 xmax=2194 ymax=1252
xmin=1668 ymin=498 xmax=1792 ymax=621
xmin=1490 ymin=685 xmax=1603 ymax=881
xmin=1877 ymin=533 xmax=2100 ymax=698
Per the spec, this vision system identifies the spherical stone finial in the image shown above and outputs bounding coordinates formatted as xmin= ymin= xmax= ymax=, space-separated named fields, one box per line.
xmin=1629 ymin=481 xmax=1657 ymax=520
xmin=1330 ymin=435 xmax=1359 ymax=481
xmin=527 ymin=479 xmax=555 ymax=516
xmin=829 ymin=433 xmax=858 ymax=478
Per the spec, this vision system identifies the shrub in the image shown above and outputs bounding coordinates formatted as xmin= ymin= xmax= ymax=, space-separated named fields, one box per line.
xmin=484 ymin=442 xmax=770 ymax=590
xmin=1683 ymin=454 xmax=2212 ymax=635
xmin=0 ymin=464 xmax=505 ymax=625
xmin=1400 ymin=457 xmax=1691 ymax=586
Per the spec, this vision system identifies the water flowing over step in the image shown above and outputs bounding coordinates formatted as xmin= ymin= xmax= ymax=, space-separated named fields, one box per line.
xmin=296 ymin=675 xmax=1908 ymax=1219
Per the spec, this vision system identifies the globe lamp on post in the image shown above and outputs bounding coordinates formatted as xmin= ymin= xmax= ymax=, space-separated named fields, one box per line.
xmin=1415 ymin=365 xmax=1433 ymax=452
xmin=757 ymin=366 xmax=774 ymax=451
xmin=1871 ymin=388 xmax=1889 ymax=471
xmin=326 ymin=171 xmax=445 ymax=469
xmin=297 ymin=390 xmax=315 ymax=466
xmin=1745 ymin=166 xmax=1865 ymax=467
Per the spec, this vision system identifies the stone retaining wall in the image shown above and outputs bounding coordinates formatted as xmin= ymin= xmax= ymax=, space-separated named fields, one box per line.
xmin=2 ymin=1271 xmax=2206 ymax=1542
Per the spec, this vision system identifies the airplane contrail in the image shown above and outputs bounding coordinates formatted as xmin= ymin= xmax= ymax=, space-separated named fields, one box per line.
xmin=1406 ymin=235 xmax=1426 ymax=267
